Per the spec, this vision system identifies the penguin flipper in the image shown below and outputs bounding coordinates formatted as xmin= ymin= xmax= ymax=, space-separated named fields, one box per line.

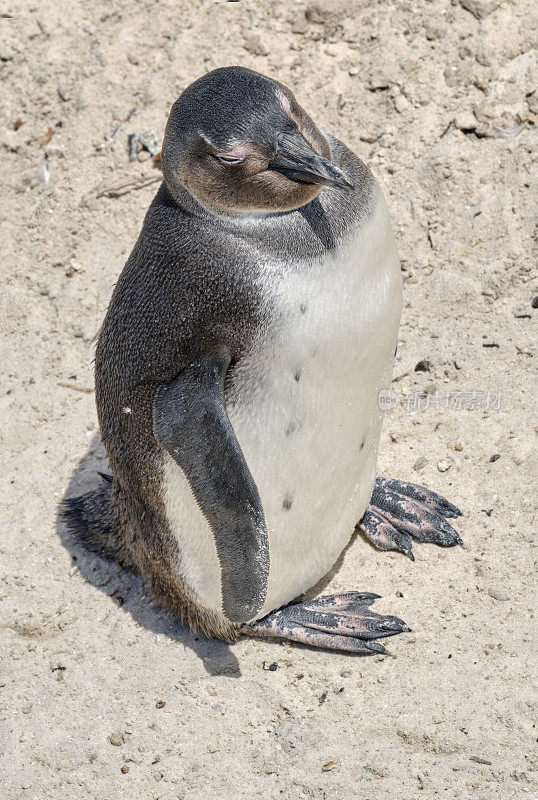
xmin=153 ymin=353 xmax=270 ymax=625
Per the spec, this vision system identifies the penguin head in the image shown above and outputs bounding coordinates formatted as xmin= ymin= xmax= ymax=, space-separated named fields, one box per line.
xmin=162 ymin=66 xmax=354 ymax=216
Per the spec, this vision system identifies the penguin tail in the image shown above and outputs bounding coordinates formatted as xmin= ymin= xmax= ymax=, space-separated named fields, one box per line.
xmin=60 ymin=475 xmax=133 ymax=569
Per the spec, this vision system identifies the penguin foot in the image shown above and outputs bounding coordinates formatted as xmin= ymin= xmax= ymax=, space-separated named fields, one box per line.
xmin=244 ymin=592 xmax=410 ymax=655
xmin=359 ymin=477 xmax=463 ymax=561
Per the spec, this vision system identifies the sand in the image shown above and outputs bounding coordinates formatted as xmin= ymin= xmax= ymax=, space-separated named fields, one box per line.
xmin=1 ymin=1 xmax=536 ymax=798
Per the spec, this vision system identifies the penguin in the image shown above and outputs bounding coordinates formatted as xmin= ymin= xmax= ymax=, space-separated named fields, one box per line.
xmin=63 ymin=66 xmax=462 ymax=654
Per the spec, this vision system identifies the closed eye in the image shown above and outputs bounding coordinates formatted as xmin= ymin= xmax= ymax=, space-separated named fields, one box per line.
xmin=215 ymin=154 xmax=245 ymax=165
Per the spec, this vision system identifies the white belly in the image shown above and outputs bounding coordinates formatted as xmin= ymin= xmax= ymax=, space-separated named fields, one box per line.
xmin=162 ymin=187 xmax=402 ymax=621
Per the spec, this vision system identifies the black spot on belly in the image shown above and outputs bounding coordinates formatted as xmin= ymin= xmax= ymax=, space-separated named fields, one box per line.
xmin=282 ymin=494 xmax=293 ymax=511
xmin=294 ymin=369 xmax=301 ymax=382
xmin=286 ymin=420 xmax=298 ymax=436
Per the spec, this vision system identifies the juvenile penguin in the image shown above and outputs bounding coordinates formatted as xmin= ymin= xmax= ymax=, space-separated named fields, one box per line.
xmin=64 ymin=66 xmax=462 ymax=653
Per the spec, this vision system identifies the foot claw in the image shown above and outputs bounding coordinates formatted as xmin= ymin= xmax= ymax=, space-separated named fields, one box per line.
xmin=394 ymin=531 xmax=415 ymax=560
xmin=376 ymin=615 xmax=411 ymax=633
xmin=363 ymin=641 xmax=388 ymax=655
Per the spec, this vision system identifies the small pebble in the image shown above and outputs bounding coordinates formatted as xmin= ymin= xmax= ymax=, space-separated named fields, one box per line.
xmin=121 ymin=765 xmax=129 ymax=774
xmin=394 ymin=94 xmax=410 ymax=113
xmin=109 ymin=733 xmax=123 ymax=746
xmin=532 ymin=296 xmax=538 ymax=309
xmin=155 ymin=700 xmax=166 ymax=709
xmin=437 ymin=459 xmax=452 ymax=472
xmin=413 ymin=456 xmax=428 ymax=471
xmin=454 ymin=111 xmax=477 ymax=131
xmin=243 ymin=34 xmax=268 ymax=56
xmin=459 ymin=0 xmax=502 ymax=21
xmin=454 ymin=443 xmax=463 ymax=451
xmin=489 ymin=453 xmax=500 ymax=462
xmin=348 ymin=66 xmax=359 ymax=76
xmin=414 ymin=359 xmax=432 ymax=372
xmin=291 ymin=18 xmax=308 ymax=34
xmin=488 ymin=587 xmax=509 ymax=602
xmin=306 ymin=4 xmax=328 ymax=23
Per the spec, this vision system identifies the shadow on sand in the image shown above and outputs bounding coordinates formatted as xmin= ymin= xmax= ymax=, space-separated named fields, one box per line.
xmin=57 ymin=433 xmax=242 ymax=678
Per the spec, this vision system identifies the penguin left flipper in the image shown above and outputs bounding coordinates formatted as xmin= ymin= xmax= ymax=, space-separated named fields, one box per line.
xmin=359 ymin=477 xmax=463 ymax=561
xmin=153 ymin=353 xmax=270 ymax=624
xmin=245 ymin=592 xmax=410 ymax=655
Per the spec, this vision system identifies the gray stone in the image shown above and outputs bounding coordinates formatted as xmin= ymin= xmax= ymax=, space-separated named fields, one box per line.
xmin=488 ymin=587 xmax=509 ymax=602
xmin=459 ymin=0 xmax=499 ymax=19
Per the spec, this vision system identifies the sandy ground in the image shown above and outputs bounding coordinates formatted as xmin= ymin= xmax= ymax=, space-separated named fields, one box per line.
xmin=1 ymin=1 xmax=536 ymax=798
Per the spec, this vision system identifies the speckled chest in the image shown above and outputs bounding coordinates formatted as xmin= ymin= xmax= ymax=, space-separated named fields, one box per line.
xmin=224 ymin=190 xmax=402 ymax=616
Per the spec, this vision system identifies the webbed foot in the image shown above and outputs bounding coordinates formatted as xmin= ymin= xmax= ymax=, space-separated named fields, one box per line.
xmin=360 ymin=477 xmax=463 ymax=561
xmin=244 ymin=592 xmax=410 ymax=654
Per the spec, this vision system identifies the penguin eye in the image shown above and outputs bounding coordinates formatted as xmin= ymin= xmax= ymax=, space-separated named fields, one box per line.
xmin=214 ymin=153 xmax=245 ymax=165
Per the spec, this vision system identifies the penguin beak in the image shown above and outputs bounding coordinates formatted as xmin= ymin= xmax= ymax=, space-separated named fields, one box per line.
xmin=269 ymin=131 xmax=355 ymax=190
